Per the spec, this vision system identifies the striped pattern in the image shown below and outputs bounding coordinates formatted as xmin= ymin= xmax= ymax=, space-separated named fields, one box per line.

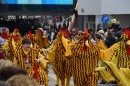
xmin=104 ymin=41 xmax=130 ymax=85
xmin=33 ymin=31 xmax=50 ymax=49
xmin=6 ymin=37 xmax=15 ymax=61
xmin=14 ymin=47 xmax=48 ymax=85
xmin=52 ymin=36 xmax=66 ymax=80
xmin=70 ymin=38 xmax=100 ymax=86
xmin=112 ymin=42 xmax=129 ymax=68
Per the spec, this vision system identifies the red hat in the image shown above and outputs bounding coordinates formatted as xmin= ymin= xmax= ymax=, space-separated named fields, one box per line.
xmin=1 ymin=30 xmax=8 ymax=39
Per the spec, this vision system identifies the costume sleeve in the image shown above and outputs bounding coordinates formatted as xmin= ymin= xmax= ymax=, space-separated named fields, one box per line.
xmin=99 ymin=43 xmax=119 ymax=61
xmin=47 ymin=45 xmax=56 ymax=64
xmin=42 ymin=44 xmax=53 ymax=51
xmin=104 ymin=61 xmax=130 ymax=86
xmin=1 ymin=41 xmax=9 ymax=51
xmin=38 ymin=53 xmax=49 ymax=70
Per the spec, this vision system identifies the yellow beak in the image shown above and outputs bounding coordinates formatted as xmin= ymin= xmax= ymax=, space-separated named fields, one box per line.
xmin=126 ymin=40 xmax=130 ymax=45
xmin=85 ymin=40 xmax=89 ymax=47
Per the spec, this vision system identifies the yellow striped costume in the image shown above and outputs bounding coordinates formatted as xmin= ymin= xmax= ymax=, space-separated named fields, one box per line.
xmin=72 ymin=42 xmax=100 ymax=86
xmin=51 ymin=35 xmax=66 ymax=80
xmin=1 ymin=37 xmax=17 ymax=61
xmin=33 ymin=30 xmax=50 ymax=49
xmin=95 ymin=34 xmax=130 ymax=83
xmin=13 ymin=46 xmax=49 ymax=86
xmin=63 ymin=33 xmax=100 ymax=86
xmin=103 ymin=40 xmax=130 ymax=86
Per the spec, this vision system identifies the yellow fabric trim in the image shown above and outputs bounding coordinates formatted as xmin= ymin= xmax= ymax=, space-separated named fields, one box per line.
xmin=23 ymin=48 xmax=29 ymax=55
xmin=48 ymin=45 xmax=56 ymax=64
xmin=99 ymin=43 xmax=119 ymax=61
xmin=12 ymin=38 xmax=16 ymax=50
xmin=95 ymin=67 xmax=115 ymax=82
xmin=1 ymin=41 xmax=9 ymax=51
xmin=38 ymin=53 xmax=49 ymax=70
xmin=104 ymin=61 xmax=130 ymax=86
xmin=98 ymin=39 xmax=107 ymax=50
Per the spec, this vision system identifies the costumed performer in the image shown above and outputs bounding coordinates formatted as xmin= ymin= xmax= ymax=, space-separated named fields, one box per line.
xmin=33 ymin=28 xmax=50 ymax=49
xmin=62 ymin=28 xmax=119 ymax=86
xmin=13 ymin=38 xmax=49 ymax=86
xmin=102 ymin=29 xmax=130 ymax=86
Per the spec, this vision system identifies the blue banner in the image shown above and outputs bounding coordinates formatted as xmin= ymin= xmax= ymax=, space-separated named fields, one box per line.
xmin=3 ymin=0 xmax=73 ymax=4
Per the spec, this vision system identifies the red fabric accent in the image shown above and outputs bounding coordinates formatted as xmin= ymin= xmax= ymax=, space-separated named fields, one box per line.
xmin=14 ymin=28 xmax=19 ymax=32
xmin=34 ymin=61 xmax=39 ymax=81
xmin=84 ymin=29 xmax=89 ymax=37
xmin=124 ymin=28 xmax=130 ymax=40
xmin=27 ymin=30 xmax=33 ymax=39
xmin=13 ymin=36 xmax=19 ymax=41
xmin=82 ymin=44 xmax=88 ymax=51
xmin=126 ymin=45 xmax=130 ymax=55
xmin=1 ymin=30 xmax=8 ymax=39
xmin=63 ymin=29 xmax=69 ymax=38
xmin=59 ymin=29 xmax=69 ymax=38
xmin=42 ymin=38 xmax=45 ymax=42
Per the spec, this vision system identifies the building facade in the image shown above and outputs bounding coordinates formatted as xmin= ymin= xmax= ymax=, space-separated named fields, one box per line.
xmin=78 ymin=0 xmax=130 ymax=29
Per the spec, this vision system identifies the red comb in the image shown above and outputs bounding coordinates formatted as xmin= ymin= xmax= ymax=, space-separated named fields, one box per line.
xmin=28 ymin=30 xmax=33 ymax=39
xmin=84 ymin=29 xmax=89 ymax=37
xmin=59 ymin=29 xmax=69 ymax=38
xmin=124 ymin=28 xmax=130 ymax=39
xmin=63 ymin=29 xmax=69 ymax=38
xmin=14 ymin=28 xmax=19 ymax=32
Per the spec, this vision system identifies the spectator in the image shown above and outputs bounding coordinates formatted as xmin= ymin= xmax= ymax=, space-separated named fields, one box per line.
xmin=7 ymin=74 xmax=38 ymax=86
xmin=105 ymin=31 xmax=117 ymax=48
xmin=0 ymin=81 xmax=10 ymax=86
xmin=0 ymin=59 xmax=13 ymax=70
xmin=0 ymin=66 xmax=27 ymax=81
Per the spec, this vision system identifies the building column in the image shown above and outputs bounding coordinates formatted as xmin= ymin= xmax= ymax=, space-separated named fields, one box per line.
xmin=78 ymin=15 xmax=84 ymax=31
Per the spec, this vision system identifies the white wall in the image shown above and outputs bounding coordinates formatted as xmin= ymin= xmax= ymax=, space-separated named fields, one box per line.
xmin=78 ymin=0 xmax=130 ymax=15
xmin=113 ymin=15 xmax=130 ymax=28
xmin=78 ymin=0 xmax=101 ymax=15
xmin=101 ymin=0 xmax=130 ymax=14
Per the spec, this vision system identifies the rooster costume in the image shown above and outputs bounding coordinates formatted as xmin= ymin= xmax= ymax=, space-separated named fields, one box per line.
xmin=1 ymin=28 xmax=22 ymax=61
xmin=33 ymin=28 xmax=50 ymax=49
xmin=47 ymin=26 xmax=72 ymax=86
xmin=13 ymin=38 xmax=49 ymax=86
xmin=61 ymin=28 xmax=121 ymax=86
xmin=101 ymin=29 xmax=130 ymax=86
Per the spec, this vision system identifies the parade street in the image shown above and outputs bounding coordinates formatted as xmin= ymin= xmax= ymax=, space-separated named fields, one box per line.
xmin=48 ymin=65 xmax=117 ymax=86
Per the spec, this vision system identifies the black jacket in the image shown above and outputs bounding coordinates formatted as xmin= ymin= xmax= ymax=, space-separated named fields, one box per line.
xmin=105 ymin=36 xmax=117 ymax=48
